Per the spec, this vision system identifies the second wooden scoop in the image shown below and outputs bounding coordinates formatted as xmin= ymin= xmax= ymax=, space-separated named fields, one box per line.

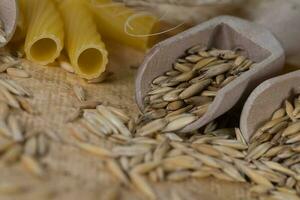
xmin=135 ymin=16 xmax=285 ymax=133
xmin=240 ymin=70 xmax=300 ymax=142
xmin=0 ymin=0 xmax=18 ymax=47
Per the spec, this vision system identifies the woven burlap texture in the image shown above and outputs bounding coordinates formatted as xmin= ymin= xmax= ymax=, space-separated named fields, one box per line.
xmin=0 ymin=42 xmax=252 ymax=200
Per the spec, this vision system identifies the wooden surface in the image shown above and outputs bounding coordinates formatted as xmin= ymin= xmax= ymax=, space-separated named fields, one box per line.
xmin=0 ymin=41 xmax=254 ymax=200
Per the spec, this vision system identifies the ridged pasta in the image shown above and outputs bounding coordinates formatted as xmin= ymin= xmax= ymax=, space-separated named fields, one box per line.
xmin=59 ymin=0 xmax=108 ymax=79
xmin=22 ymin=0 xmax=64 ymax=65
xmin=89 ymin=0 xmax=160 ymax=51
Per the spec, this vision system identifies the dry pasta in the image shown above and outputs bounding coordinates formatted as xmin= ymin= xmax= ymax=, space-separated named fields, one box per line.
xmin=22 ymin=0 xmax=64 ymax=65
xmin=58 ymin=0 xmax=108 ymax=79
xmin=89 ymin=0 xmax=160 ymax=51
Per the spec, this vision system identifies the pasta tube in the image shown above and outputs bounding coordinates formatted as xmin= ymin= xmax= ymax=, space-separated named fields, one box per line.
xmin=89 ymin=0 xmax=160 ymax=51
xmin=22 ymin=0 xmax=64 ymax=65
xmin=59 ymin=0 xmax=108 ymax=79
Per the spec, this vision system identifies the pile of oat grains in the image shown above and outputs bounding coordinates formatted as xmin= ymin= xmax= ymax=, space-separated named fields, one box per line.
xmin=67 ymin=46 xmax=300 ymax=199
xmin=0 ymin=44 xmax=300 ymax=200
xmin=0 ymin=52 xmax=56 ymax=178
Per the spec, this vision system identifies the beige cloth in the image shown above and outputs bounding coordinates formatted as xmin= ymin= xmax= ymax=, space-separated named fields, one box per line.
xmin=0 ymin=41 xmax=253 ymax=200
xmin=242 ymin=0 xmax=300 ymax=66
xmin=122 ymin=0 xmax=300 ymax=66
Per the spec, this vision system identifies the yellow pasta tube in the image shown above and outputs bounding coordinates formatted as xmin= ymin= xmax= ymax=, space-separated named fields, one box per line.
xmin=22 ymin=0 xmax=64 ymax=65
xmin=89 ymin=0 xmax=160 ymax=51
xmin=59 ymin=0 xmax=108 ymax=79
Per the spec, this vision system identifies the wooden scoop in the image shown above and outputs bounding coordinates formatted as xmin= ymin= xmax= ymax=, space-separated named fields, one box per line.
xmin=0 ymin=0 xmax=18 ymax=47
xmin=135 ymin=16 xmax=285 ymax=133
xmin=240 ymin=71 xmax=300 ymax=142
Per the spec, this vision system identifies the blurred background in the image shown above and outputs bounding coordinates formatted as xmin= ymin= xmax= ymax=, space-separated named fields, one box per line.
xmin=117 ymin=0 xmax=300 ymax=71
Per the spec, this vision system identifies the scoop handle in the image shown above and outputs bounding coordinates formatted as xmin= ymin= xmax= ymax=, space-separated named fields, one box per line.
xmin=246 ymin=0 xmax=300 ymax=65
xmin=0 ymin=0 xmax=18 ymax=47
